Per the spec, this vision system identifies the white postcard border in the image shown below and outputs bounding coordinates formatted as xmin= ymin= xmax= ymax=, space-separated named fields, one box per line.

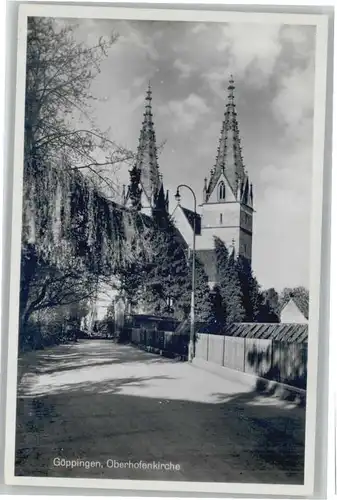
xmin=4 ymin=3 xmax=329 ymax=497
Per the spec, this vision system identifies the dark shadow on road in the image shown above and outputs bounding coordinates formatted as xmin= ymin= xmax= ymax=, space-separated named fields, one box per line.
xmin=15 ymin=381 xmax=305 ymax=485
xmin=211 ymin=390 xmax=305 ymax=476
xmin=15 ymin=339 xmax=305 ymax=485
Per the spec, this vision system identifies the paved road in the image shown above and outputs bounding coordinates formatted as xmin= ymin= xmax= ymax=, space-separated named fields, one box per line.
xmin=16 ymin=339 xmax=305 ymax=484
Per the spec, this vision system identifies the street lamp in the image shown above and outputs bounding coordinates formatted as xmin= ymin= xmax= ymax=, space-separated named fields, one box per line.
xmin=175 ymin=184 xmax=196 ymax=363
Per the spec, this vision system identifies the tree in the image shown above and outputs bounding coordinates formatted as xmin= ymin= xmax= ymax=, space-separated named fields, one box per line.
xmin=118 ymin=211 xmax=213 ymax=322
xmin=213 ymin=237 xmax=227 ymax=323
xmin=209 ymin=285 xmax=225 ymax=326
xmin=21 ymin=260 xmax=96 ymax=329
xmin=20 ymin=19 xmax=150 ymax=350
xmin=260 ymin=288 xmax=280 ymax=322
xmin=128 ymin=165 xmax=142 ymax=211
xmin=214 ymin=236 xmax=229 ymax=280
xmin=19 ymin=246 xmax=98 ymax=349
xmin=222 ymin=250 xmax=245 ymax=323
xmin=25 ymin=17 xmax=133 ymax=195
xmin=118 ymin=227 xmax=154 ymax=312
xmin=214 ymin=237 xmax=245 ymax=323
xmin=141 ymin=221 xmax=190 ymax=319
xmin=236 ymin=255 xmax=263 ymax=322
xmin=194 ymin=258 xmax=213 ymax=322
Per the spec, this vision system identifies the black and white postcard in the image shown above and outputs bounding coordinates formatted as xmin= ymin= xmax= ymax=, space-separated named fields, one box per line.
xmin=4 ymin=3 xmax=329 ymax=496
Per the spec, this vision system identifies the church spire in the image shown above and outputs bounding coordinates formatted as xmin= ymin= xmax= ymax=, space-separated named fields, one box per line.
xmin=135 ymin=82 xmax=161 ymax=206
xmin=127 ymin=83 xmax=163 ymax=213
xmin=206 ymin=76 xmax=246 ymax=201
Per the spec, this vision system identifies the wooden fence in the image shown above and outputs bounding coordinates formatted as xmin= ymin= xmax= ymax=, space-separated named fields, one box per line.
xmin=130 ymin=327 xmax=189 ymax=359
xmin=195 ymin=333 xmax=307 ymax=390
xmin=129 ymin=327 xmax=307 ymax=390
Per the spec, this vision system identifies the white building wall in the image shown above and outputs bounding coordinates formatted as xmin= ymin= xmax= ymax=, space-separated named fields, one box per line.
xmin=201 ymin=201 xmax=240 ymax=229
xmin=280 ymin=300 xmax=308 ymax=324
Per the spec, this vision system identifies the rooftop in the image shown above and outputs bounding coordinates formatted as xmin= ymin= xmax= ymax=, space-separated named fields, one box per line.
xmin=281 ymin=294 xmax=309 ymax=320
xmin=180 ymin=206 xmax=202 ymax=235
xmin=220 ymin=322 xmax=308 ymax=343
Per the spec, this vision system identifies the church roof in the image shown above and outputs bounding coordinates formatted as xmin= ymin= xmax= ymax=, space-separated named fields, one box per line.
xmin=281 ymin=295 xmax=309 ymax=320
xmin=180 ymin=207 xmax=201 ymax=235
xmin=205 ymin=77 xmax=253 ymax=207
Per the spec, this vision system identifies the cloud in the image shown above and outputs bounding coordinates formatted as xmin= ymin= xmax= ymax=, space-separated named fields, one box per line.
xmin=69 ymin=18 xmax=317 ymax=292
xmin=118 ymin=25 xmax=159 ymax=61
xmin=200 ymin=23 xmax=283 ymax=96
xmin=281 ymin=25 xmax=307 ymax=45
xmin=280 ymin=25 xmax=315 ymax=59
xmin=132 ymin=75 xmax=149 ymax=88
xmin=272 ymin=58 xmax=315 ymax=140
xmin=191 ymin=23 xmax=207 ymax=34
xmin=158 ymin=94 xmax=210 ymax=133
xmin=173 ymin=58 xmax=194 ymax=79
xmin=201 ymin=23 xmax=315 ymax=99
xmin=217 ymin=23 xmax=283 ymax=82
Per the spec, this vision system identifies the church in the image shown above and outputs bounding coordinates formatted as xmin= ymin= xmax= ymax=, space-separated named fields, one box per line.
xmin=124 ymin=77 xmax=254 ymax=288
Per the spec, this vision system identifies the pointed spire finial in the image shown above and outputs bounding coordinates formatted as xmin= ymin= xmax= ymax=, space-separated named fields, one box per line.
xmin=145 ymin=81 xmax=153 ymax=114
xmin=228 ymin=74 xmax=235 ymax=100
xmin=207 ymin=77 xmax=246 ymax=202
xmin=129 ymin=84 xmax=165 ymax=212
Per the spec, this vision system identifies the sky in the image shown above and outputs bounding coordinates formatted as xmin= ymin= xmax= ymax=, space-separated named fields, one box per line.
xmin=67 ymin=17 xmax=316 ymax=292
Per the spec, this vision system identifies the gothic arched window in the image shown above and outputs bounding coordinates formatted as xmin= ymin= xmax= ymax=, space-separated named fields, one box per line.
xmin=218 ymin=181 xmax=225 ymax=201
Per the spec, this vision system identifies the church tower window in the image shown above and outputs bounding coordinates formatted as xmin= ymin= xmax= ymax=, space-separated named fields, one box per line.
xmin=218 ymin=181 xmax=225 ymax=201
xmin=220 ymin=213 xmax=223 ymax=225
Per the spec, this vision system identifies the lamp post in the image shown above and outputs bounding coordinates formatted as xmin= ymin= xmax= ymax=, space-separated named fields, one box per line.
xmin=175 ymin=184 xmax=196 ymax=363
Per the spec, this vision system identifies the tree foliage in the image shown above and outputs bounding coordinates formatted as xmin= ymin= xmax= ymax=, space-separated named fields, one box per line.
xmin=279 ymin=286 xmax=309 ymax=318
xmin=214 ymin=237 xmax=245 ymax=323
xmin=128 ymin=165 xmax=142 ymax=211
xmin=118 ymin=211 xmax=212 ymax=323
xmin=260 ymin=288 xmax=280 ymax=322
xmin=19 ymin=19 xmax=154 ymax=350
xmin=19 ymin=244 xmax=97 ymax=350
xmin=213 ymin=237 xmax=283 ymax=324
xmin=236 ymin=255 xmax=263 ymax=322
xmin=194 ymin=259 xmax=213 ymax=322
xmin=25 ymin=18 xmax=133 ymax=193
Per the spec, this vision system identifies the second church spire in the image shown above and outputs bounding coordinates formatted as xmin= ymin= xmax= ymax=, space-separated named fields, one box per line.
xmin=206 ymin=76 xmax=247 ymax=202
xmin=126 ymin=84 xmax=168 ymax=216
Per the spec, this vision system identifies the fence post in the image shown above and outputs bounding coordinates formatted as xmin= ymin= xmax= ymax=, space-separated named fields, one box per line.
xmin=222 ymin=335 xmax=226 ymax=367
xmin=206 ymin=334 xmax=210 ymax=361
xmin=243 ymin=337 xmax=246 ymax=373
